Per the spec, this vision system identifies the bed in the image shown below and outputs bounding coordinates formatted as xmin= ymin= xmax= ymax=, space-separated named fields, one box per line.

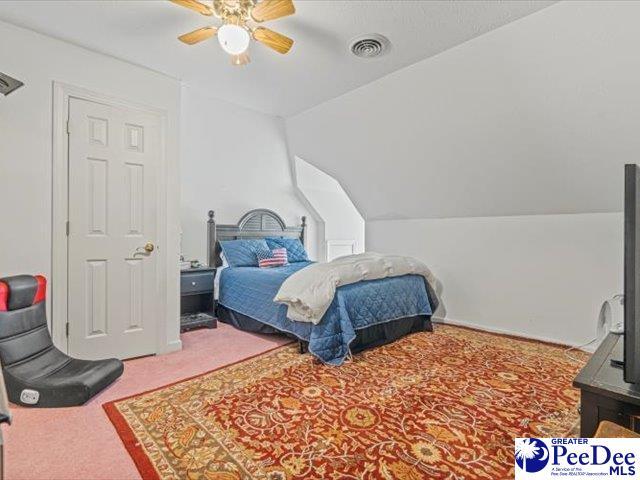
xmin=207 ymin=209 xmax=438 ymax=365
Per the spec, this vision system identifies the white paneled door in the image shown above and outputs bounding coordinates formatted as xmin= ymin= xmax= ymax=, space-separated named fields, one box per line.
xmin=67 ymin=98 xmax=159 ymax=360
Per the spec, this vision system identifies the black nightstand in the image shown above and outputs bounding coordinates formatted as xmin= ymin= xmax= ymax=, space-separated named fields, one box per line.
xmin=180 ymin=267 xmax=217 ymax=332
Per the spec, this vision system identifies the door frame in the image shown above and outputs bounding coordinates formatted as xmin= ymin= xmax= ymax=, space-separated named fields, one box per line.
xmin=52 ymin=81 xmax=170 ymax=355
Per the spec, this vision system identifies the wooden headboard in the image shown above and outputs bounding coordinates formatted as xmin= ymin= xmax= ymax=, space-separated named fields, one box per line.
xmin=207 ymin=209 xmax=307 ymax=267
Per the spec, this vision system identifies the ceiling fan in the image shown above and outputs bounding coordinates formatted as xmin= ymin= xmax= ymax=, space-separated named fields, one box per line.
xmin=171 ymin=0 xmax=295 ymax=66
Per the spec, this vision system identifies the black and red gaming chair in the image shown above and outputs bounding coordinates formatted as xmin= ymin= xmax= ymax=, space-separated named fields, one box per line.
xmin=0 ymin=275 xmax=123 ymax=407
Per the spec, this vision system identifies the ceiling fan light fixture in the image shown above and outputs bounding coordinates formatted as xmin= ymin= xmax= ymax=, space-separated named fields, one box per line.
xmin=231 ymin=52 xmax=250 ymax=66
xmin=217 ymin=23 xmax=250 ymax=55
xmin=171 ymin=0 xmax=296 ymax=65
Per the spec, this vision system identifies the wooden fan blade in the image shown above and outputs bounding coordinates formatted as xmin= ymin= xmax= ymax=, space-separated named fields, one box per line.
xmin=250 ymin=0 xmax=295 ymax=23
xmin=178 ymin=26 xmax=217 ymax=45
xmin=253 ymin=27 xmax=293 ymax=54
xmin=170 ymin=0 xmax=212 ymax=16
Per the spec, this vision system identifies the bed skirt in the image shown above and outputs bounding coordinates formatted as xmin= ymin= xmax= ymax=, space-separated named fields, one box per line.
xmin=217 ymin=305 xmax=433 ymax=354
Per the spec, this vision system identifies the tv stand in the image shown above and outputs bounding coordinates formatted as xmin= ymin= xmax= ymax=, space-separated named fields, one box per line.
xmin=574 ymin=333 xmax=640 ymax=436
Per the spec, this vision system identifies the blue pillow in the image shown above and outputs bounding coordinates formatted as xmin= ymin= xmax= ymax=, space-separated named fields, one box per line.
xmin=265 ymin=237 xmax=309 ymax=263
xmin=220 ymin=239 xmax=269 ymax=267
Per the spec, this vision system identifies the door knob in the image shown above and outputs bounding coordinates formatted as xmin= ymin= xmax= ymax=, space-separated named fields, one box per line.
xmin=134 ymin=242 xmax=155 ymax=257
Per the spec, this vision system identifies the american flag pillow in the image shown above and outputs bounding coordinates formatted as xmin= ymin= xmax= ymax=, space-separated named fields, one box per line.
xmin=256 ymin=247 xmax=288 ymax=268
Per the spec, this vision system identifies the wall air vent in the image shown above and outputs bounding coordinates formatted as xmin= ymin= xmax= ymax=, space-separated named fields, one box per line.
xmin=0 ymin=72 xmax=24 ymax=96
xmin=350 ymin=34 xmax=391 ymax=59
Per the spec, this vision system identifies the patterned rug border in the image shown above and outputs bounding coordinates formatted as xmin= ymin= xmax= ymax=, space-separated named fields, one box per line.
xmin=103 ymin=325 xmax=585 ymax=480
xmin=103 ymin=342 xmax=294 ymax=480
xmin=432 ymin=321 xmax=579 ymax=350
xmin=104 ymin=400 xmax=160 ymax=480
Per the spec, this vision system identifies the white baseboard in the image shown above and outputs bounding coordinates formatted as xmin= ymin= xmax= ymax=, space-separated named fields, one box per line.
xmin=432 ymin=316 xmax=597 ymax=353
xmin=160 ymin=339 xmax=183 ymax=354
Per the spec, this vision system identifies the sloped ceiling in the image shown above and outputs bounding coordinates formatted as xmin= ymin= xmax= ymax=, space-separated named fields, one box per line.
xmin=0 ymin=0 xmax=554 ymax=116
xmin=286 ymin=1 xmax=640 ymax=220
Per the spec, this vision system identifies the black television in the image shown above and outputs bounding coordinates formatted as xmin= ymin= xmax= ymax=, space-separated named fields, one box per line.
xmin=624 ymin=164 xmax=640 ymax=383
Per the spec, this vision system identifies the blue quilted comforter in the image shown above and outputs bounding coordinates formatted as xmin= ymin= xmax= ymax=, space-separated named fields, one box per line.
xmin=218 ymin=262 xmax=436 ymax=365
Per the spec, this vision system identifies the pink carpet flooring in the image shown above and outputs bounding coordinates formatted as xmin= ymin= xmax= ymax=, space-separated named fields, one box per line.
xmin=3 ymin=324 xmax=291 ymax=480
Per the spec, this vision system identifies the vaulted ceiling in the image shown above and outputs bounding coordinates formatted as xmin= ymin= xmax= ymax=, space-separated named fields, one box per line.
xmin=286 ymin=2 xmax=640 ymax=220
xmin=0 ymin=0 xmax=554 ymax=116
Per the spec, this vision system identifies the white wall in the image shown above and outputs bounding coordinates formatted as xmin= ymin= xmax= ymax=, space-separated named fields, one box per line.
xmin=180 ymin=85 xmax=316 ymax=263
xmin=283 ymin=1 xmax=638 ymax=346
xmin=294 ymin=157 xmax=364 ymax=261
xmin=368 ymin=213 xmax=623 ymax=347
xmin=0 ymin=20 xmax=182 ymax=352
xmin=286 ymin=1 xmax=640 ymax=221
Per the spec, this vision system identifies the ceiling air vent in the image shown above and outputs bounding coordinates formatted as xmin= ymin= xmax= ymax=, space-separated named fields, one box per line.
xmin=350 ymin=34 xmax=391 ymax=59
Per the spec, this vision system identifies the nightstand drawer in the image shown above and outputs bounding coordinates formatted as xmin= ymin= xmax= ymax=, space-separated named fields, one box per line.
xmin=181 ymin=271 xmax=214 ymax=294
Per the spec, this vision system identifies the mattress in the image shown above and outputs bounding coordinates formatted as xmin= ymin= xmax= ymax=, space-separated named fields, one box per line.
xmin=218 ymin=262 xmax=437 ymax=365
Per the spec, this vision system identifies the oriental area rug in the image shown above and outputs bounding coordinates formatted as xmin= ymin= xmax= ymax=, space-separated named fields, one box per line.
xmin=103 ymin=325 xmax=587 ymax=480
